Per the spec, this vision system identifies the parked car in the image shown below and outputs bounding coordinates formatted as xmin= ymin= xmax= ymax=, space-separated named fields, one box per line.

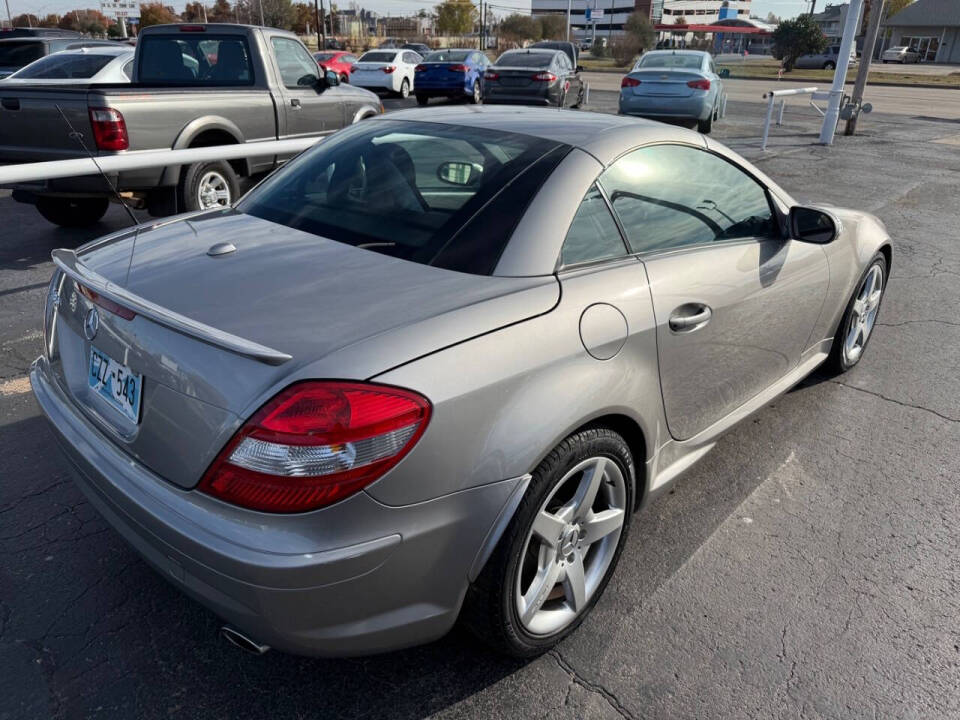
xmin=795 ymin=44 xmax=857 ymax=70
xmin=321 ymin=37 xmax=345 ymax=50
xmin=313 ymin=50 xmax=359 ymax=82
xmin=402 ymin=42 xmax=432 ymax=56
xmin=414 ymin=48 xmax=489 ymax=105
xmin=0 ymin=36 xmax=118 ymax=79
xmin=484 ymin=49 xmax=583 ymax=107
xmin=0 ymin=23 xmax=381 ymax=226
xmin=32 ymin=106 xmax=892 ymax=658
xmin=530 ymin=39 xmax=579 ymax=68
xmin=881 ymin=45 xmax=921 ymax=63
xmin=579 ymin=37 xmax=593 ymax=51
xmin=350 ymin=48 xmax=421 ymax=98
xmin=618 ymin=50 xmax=725 ymax=133
xmin=2 ymin=46 xmax=135 ymax=84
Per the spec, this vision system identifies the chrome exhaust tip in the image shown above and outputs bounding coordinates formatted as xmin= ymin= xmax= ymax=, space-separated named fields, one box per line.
xmin=220 ymin=626 xmax=270 ymax=655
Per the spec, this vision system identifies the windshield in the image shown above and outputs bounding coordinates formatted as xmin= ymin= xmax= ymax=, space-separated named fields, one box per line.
xmin=637 ymin=53 xmax=703 ymax=70
xmin=237 ymin=119 xmax=567 ymax=275
xmin=12 ymin=52 xmax=117 ymax=79
xmin=0 ymin=41 xmax=44 ymax=68
xmin=358 ymin=51 xmax=396 ymax=62
xmin=495 ymin=51 xmax=553 ymax=68
xmin=424 ymin=50 xmax=470 ymax=62
xmin=137 ymin=34 xmax=252 ymax=85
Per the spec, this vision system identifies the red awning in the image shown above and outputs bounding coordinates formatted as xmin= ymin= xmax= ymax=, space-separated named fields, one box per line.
xmin=654 ymin=24 xmax=771 ymax=34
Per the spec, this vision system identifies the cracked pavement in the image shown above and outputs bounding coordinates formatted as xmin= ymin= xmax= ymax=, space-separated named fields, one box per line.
xmin=1 ymin=96 xmax=959 ymax=719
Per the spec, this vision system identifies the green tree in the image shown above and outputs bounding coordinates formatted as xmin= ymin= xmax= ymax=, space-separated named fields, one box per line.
xmin=884 ymin=0 xmax=913 ymax=19
xmin=139 ymin=3 xmax=181 ymax=27
xmin=291 ymin=2 xmax=313 ymax=33
xmin=261 ymin=0 xmax=294 ymax=29
xmin=12 ymin=13 xmax=41 ymax=26
xmin=40 ymin=14 xmax=61 ymax=27
xmin=181 ymin=1 xmax=206 ymax=21
xmin=772 ymin=13 xmax=827 ymax=71
xmin=435 ymin=0 xmax=476 ymax=36
xmin=624 ymin=11 xmax=654 ymax=51
xmin=498 ymin=13 xmax=538 ymax=42
xmin=209 ymin=0 xmax=236 ymax=22
xmin=538 ymin=14 xmax=565 ymax=40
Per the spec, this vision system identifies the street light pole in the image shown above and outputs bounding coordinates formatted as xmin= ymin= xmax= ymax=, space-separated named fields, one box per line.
xmin=4 ymin=0 xmax=12 ymax=28
xmin=319 ymin=0 xmax=327 ymax=49
xmin=566 ymin=0 xmax=572 ymax=41
xmin=844 ymin=0 xmax=885 ymax=135
xmin=818 ymin=0 xmax=863 ymax=145
xmin=257 ymin=0 xmax=265 ymax=26
xmin=314 ymin=0 xmax=322 ymax=48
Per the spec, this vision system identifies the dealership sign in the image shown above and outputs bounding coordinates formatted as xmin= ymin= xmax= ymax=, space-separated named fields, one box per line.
xmin=100 ymin=1 xmax=140 ymax=18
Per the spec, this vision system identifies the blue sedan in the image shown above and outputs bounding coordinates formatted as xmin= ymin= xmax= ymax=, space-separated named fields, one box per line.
xmin=618 ymin=50 xmax=725 ymax=134
xmin=414 ymin=49 xmax=489 ymax=105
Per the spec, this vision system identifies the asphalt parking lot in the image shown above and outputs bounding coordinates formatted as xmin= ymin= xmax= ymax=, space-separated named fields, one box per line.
xmin=2 ymin=90 xmax=959 ymax=719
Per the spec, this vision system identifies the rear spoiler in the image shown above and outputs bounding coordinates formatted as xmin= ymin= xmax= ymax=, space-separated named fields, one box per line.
xmin=51 ymin=248 xmax=292 ymax=366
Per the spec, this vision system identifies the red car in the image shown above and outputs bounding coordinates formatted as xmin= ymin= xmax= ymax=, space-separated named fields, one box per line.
xmin=313 ymin=50 xmax=359 ymax=83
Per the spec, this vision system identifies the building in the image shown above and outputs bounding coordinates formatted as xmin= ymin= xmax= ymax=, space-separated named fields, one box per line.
xmin=810 ymin=3 xmax=856 ymax=42
xmin=531 ymin=0 xmax=751 ymax=38
xmin=882 ymin=0 xmax=960 ymax=63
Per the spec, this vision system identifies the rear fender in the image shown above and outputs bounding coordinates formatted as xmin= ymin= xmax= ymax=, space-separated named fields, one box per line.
xmin=160 ymin=117 xmax=247 ymax=186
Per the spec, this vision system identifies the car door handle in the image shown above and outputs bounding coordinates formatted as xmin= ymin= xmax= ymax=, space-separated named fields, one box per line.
xmin=290 ymin=99 xmax=301 ymax=108
xmin=668 ymin=304 xmax=712 ymax=332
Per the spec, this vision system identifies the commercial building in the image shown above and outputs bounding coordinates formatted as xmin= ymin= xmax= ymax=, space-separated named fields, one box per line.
xmin=810 ymin=3 xmax=858 ymax=42
xmin=882 ymin=0 xmax=960 ymax=63
xmin=531 ymin=0 xmax=751 ymax=38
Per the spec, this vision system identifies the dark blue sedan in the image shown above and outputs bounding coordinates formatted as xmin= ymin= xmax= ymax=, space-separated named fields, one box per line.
xmin=414 ymin=49 xmax=489 ymax=106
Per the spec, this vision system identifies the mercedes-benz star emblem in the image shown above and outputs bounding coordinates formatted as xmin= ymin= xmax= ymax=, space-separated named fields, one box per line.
xmin=83 ymin=307 xmax=100 ymax=341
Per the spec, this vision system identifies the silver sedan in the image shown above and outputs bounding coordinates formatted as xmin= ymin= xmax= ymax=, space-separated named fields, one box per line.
xmin=2 ymin=45 xmax=134 ymax=84
xmin=32 ymin=107 xmax=892 ymax=658
xmin=881 ymin=46 xmax=922 ymax=63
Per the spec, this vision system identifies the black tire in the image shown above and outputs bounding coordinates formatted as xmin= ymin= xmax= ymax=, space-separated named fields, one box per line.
xmin=571 ymin=86 xmax=585 ymax=109
xmin=416 ymin=93 xmax=429 ymax=106
xmin=825 ymin=252 xmax=888 ymax=375
xmin=461 ymin=427 xmax=635 ymax=657
xmin=697 ymin=110 xmax=713 ymax=134
xmin=398 ymin=77 xmax=410 ymax=99
xmin=340 ymin=73 xmax=349 ymax=83
xmin=824 ymin=61 xmax=836 ymax=70
xmin=36 ymin=197 xmax=109 ymax=228
xmin=469 ymin=80 xmax=482 ymax=105
xmin=177 ymin=160 xmax=239 ymax=213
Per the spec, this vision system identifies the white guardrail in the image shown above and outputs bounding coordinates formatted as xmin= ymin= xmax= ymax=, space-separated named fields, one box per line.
xmin=761 ymin=87 xmax=830 ymax=151
xmin=0 ymin=136 xmax=323 ymax=185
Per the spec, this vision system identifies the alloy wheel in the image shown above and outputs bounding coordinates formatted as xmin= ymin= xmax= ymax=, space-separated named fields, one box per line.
xmin=515 ymin=456 xmax=627 ymax=636
xmin=843 ymin=264 xmax=883 ymax=366
xmin=197 ymin=170 xmax=231 ymax=210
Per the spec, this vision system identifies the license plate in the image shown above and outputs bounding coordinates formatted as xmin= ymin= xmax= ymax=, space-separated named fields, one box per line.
xmin=88 ymin=346 xmax=143 ymax=423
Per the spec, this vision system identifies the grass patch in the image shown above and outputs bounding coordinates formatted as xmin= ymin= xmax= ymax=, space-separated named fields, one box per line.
xmin=718 ymin=59 xmax=960 ymax=87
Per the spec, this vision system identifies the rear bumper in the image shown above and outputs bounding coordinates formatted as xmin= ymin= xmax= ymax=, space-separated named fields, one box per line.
xmin=485 ymin=90 xmax=552 ymax=106
xmin=30 ymin=355 xmax=525 ymax=657
xmin=414 ymin=84 xmax=470 ymax=96
xmin=618 ymin=92 xmax=712 ymax=120
xmin=353 ymin=75 xmax=400 ymax=92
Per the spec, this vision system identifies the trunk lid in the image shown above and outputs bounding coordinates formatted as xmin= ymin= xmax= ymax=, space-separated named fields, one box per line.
xmin=491 ymin=67 xmax=542 ymax=88
xmin=0 ymin=86 xmax=97 ymax=162
xmin=47 ymin=210 xmax=559 ymax=488
xmin=626 ymin=69 xmax=703 ymax=97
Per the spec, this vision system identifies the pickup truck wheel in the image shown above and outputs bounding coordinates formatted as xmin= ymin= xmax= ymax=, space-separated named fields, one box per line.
xmin=36 ymin=197 xmax=109 ymax=227
xmin=179 ymin=161 xmax=239 ymax=212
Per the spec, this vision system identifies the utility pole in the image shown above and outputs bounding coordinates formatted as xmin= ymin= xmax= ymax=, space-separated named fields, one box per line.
xmin=818 ymin=0 xmax=862 ymax=145
xmin=202 ymin=4 xmax=208 ymax=22
xmin=3 ymin=0 xmax=11 ymax=28
xmin=319 ymin=0 xmax=327 ymax=49
xmin=314 ymin=0 xmax=322 ymax=48
xmin=566 ymin=0 xmax=572 ymax=41
xmin=808 ymin=0 xmax=816 ymax=16
xmin=845 ymin=0 xmax=884 ymax=135
xmin=257 ymin=0 xmax=264 ymax=26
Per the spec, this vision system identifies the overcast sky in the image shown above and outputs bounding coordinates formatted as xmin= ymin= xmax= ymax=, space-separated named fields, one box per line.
xmin=15 ymin=0 xmax=813 ymax=21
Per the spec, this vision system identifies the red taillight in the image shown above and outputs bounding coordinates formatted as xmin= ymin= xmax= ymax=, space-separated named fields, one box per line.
xmin=448 ymin=64 xmax=468 ymax=72
xmin=687 ymin=78 xmax=711 ymax=91
xmin=76 ymin=282 xmax=136 ymax=321
xmin=381 ymin=65 xmax=396 ymax=74
xmin=415 ymin=64 xmax=427 ymax=72
xmin=621 ymin=76 xmax=641 ymax=88
xmin=484 ymin=70 xmax=499 ymax=80
xmin=199 ymin=381 xmax=431 ymax=513
xmin=88 ymin=107 xmax=128 ymax=151
xmin=532 ymin=71 xmax=557 ymax=82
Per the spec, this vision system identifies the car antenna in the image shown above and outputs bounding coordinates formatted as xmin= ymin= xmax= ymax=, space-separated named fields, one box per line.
xmin=55 ymin=104 xmax=139 ymax=228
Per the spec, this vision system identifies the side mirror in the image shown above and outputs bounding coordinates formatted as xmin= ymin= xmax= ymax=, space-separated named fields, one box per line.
xmin=789 ymin=206 xmax=837 ymax=244
xmin=437 ymin=161 xmax=482 ymax=186
xmin=324 ymin=69 xmax=340 ymax=87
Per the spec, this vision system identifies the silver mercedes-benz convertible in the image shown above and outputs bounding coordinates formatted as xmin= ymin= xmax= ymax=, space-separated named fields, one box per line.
xmin=31 ymin=107 xmax=891 ymax=658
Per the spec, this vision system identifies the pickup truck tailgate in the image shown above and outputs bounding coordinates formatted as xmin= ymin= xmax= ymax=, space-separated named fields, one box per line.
xmin=0 ymin=87 xmax=95 ymax=162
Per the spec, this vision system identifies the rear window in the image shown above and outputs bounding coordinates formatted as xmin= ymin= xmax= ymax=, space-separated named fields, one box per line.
xmin=424 ymin=50 xmax=470 ymax=62
xmin=137 ymin=34 xmax=252 ymax=85
xmin=314 ymin=52 xmax=336 ymax=62
xmin=12 ymin=53 xmax=115 ymax=79
xmin=0 ymin=41 xmax=44 ymax=68
xmin=637 ymin=53 xmax=702 ymax=69
xmin=495 ymin=51 xmax=554 ymax=68
xmin=358 ymin=51 xmax=396 ymax=63
xmin=237 ymin=119 xmax=568 ymax=276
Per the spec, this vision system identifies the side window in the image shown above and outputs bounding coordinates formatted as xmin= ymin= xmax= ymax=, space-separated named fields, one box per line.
xmin=122 ymin=59 xmax=133 ymax=79
xmin=598 ymin=144 xmax=778 ymax=254
xmin=271 ymin=37 xmax=320 ymax=88
xmin=560 ymin=184 xmax=628 ymax=267
xmin=344 ymin=54 xmax=357 ymax=64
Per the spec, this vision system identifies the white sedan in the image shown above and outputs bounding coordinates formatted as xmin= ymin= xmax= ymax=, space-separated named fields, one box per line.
xmin=350 ymin=48 xmax=421 ymax=98
xmin=1 ymin=45 xmax=134 ymax=84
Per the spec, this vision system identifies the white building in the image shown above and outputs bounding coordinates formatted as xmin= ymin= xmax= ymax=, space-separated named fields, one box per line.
xmin=531 ymin=0 xmax=752 ymax=38
xmin=660 ymin=0 xmax=752 ymax=25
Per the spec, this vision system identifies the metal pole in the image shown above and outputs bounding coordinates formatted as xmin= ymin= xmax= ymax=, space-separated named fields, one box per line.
xmin=3 ymin=0 xmax=11 ymax=28
xmin=202 ymin=4 xmax=208 ymax=22
xmin=315 ymin=0 xmax=322 ymax=48
xmin=818 ymin=0 xmax=863 ymax=145
xmin=844 ymin=0 xmax=884 ymax=135
xmin=258 ymin=0 xmax=265 ymax=26
xmin=778 ymin=99 xmax=785 ymax=126
xmin=566 ymin=0 xmax=572 ymax=41
xmin=120 ymin=16 xmax=128 ymax=38
xmin=319 ymin=0 xmax=326 ymax=49
xmin=762 ymin=93 xmax=775 ymax=150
